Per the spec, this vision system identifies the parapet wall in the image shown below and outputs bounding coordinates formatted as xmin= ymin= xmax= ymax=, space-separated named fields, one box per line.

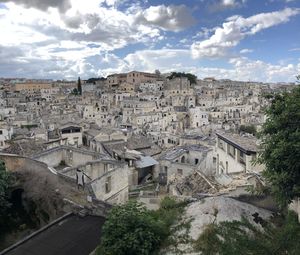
xmin=32 ymin=146 xmax=107 ymax=167
xmin=0 ymin=153 xmax=49 ymax=173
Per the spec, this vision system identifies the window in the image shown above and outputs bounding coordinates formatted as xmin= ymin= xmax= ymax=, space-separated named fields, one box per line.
xmin=129 ymin=160 xmax=133 ymax=167
xmin=177 ymin=169 xmax=183 ymax=175
xmin=228 ymin=144 xmax=236 ymax=158
xmin=239 ymin=151 xmax=246 ymax=165
xmin=0 ymin=130 xmax=2 ymax=135
xmin=195 ymin=158 xmax=199 ymax=164
xmin=105 ymin=176 xmax=112 ymax=193
xmin=218 ymin=139 xmax=225 ymax=150
xmin=164 ymin=166 xmax=168 ymax=174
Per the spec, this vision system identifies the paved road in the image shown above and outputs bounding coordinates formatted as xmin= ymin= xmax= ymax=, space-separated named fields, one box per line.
xmin=4 ymin=215 xmax=105 ymax=255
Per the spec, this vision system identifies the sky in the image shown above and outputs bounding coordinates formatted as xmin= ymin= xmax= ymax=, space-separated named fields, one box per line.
xmin=0 ymin=0 xmax=299 ymax=82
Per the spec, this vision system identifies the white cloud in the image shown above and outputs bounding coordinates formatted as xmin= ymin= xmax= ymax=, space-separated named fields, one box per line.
xmin=134 ymin=4 xmax=196 ymax=32
xmin=0 ymin=1 xmax=298 ymax=82
xmin=289 ymin=47 xmax=300 ymax=51
xmin=0 ymin=1 xmax=199 ymax=79
xmin=240 ymin=48 xmax=253 ymax=54
xmin=208 ymin=0 xmax=246 ymax=12
xmin=222 ymin=0 xmax=237 ymax=7
xmin=229 ymin=57 xmax=299 ymax=82
xmin=0 ymin=0 xmax=71 ymax=12
xmin=1 ymin=42 xmax=298 ymax=82
xmin=124 ymin=49 xmax=191 ymax=71
xmin=0 ymin=1 xmax=172 ymax=52
xmin=120 ymin=49 xmax=300 ymax=82
xmin=191 ymin=8 xmax=300 ymax=58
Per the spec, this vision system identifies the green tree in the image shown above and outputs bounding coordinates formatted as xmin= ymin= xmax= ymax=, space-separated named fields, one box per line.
xmin=195 ymin=212 xmax=300 ymax=255
xmin=97 ymin=201 xmax=167 ymax=255
xmin=239 ymin=124 xmax=257 ymax=135
xmin=167 ymin=72 xmax=197 ymax=84
xmin=71 ymin=88 xmax=79 ymax=95
xmin=86 ymin=77 xmax=106 ymax=84
xmin=0 ymin=161 xmax=12 ymax=217
xmin=77 ymin=77 xmax=82 ymax=95
xmin=257 ymin=85 xmax=300 ymax=207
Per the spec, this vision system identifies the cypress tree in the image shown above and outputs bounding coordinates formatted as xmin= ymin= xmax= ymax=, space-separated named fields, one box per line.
xmin=77 ymin=77 xmax=82 ymax=95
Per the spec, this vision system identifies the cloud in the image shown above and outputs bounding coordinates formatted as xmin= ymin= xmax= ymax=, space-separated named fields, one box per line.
xmin=208 ymin=0 xmax=246 ymax=12
xmin=0 ymin=2 xmax=191 ymax=79
xmin=134 ymin=4 xmax=196 ymax=32
xmin=120 ymin=48 xmax=300 ymax=83
xmin=0 ymin=0 xmax=71 ymax=12
xmin=124 ymin=49 xmax=191 ymax=71
xmin=0 ymin=1 xmax=163 ymax=52
xmin=0 ymin=43 xmax=298 ymax=82
xmin=193 ymin=27 xmax=216 ymax=39
xmin=0 ymin=1 xmax=298 ymax=82
xmin=240 ymin=48 xmax=253 ymax=54
xmin=289 ymin=47 xmax=300 ymax=51
xmin=0 ymin=42 xmax=129 ymax=79
xmin=191 ymin=8 xmax=300 ymax=58
xmin=229 ymin=57 xmax=299 ymax=82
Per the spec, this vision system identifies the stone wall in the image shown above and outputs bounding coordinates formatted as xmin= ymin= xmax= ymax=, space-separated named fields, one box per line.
xmin=90 ymin=166 xmax=129 ymax=204
xmin=32 ymin=146 xmax=104 ymax=167
xmin=0 ymin=153 xmax=49 ymax=173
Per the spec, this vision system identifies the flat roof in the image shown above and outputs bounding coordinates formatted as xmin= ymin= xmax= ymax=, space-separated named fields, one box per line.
xmin=2 ymin=214 xmax=105 ymax=255
xmin=216 ymin=132 xmax=258 ymax=154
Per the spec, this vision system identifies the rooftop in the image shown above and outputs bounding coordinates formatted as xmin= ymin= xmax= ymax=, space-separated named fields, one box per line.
xmin=2 ymin=214 xmax=105 ymax=255
xmin=160 ymin=144 xmax=211 ymax=161
xmin=216 ymin=131 xmax=258 ymax=153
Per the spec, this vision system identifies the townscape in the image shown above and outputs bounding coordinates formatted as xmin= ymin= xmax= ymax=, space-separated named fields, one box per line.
xmin=0 ymin=0 xmax=300 ymax=254
xmin=0 ymin=72 xmax=295 ymax=201
xmin=0 ymin=72 xmax=299 ymax=254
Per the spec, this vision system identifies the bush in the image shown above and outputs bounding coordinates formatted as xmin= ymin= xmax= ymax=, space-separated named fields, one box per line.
xmin=97 ymin=201 xmax=166 ymax=255
xmin=195 ymin=212 xmax=300 ymax=255
xmin=0 ymin=161 xmax=12 ymax=216
xmin=97 ymin=197 xmax=186 ymax=255
xmin=239 ymin=124 xmax=257 ymax=135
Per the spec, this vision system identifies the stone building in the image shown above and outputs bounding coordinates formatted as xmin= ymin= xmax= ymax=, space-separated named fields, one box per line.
xmin=215 ymin=132 xmax=264 ymax=176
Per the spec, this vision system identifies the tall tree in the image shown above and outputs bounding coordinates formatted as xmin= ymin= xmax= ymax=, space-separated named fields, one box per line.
xmin=77 ymin=77 xmax=82 ymax=95
xmin=257 ymin=84 xmax=300 ymax=207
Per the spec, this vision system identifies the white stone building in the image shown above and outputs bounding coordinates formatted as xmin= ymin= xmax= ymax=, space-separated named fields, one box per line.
xmin=215 ymin=132 xmax=264 ymax=176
